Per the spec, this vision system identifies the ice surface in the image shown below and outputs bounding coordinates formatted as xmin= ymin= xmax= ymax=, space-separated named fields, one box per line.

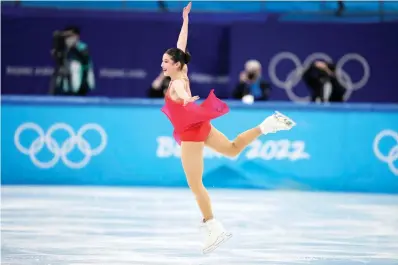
xmin=2 ymin=186 xmax=398 ymax=265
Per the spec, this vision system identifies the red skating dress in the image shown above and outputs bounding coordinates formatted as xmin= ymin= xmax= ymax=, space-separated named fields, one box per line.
xmin=161 ymin=80 xmax=229 ymax=145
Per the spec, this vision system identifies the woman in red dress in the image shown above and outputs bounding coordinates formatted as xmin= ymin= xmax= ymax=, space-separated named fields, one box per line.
xmin=161 ymin=2 xmax=296 ymax=254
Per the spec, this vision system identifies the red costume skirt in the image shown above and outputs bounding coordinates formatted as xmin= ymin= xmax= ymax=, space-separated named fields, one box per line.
xmin=161 ymin=89 xmax=229 ymax=145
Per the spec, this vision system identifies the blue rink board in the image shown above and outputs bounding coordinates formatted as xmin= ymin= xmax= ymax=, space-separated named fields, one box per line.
xmin=2 ymin=96 xmax=398 ymax=194
xmin=2 ymin=186 xmax=398 ymax=265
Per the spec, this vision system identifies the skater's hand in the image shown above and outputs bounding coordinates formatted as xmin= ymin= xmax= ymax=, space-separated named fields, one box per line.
xmin=183 ymin=95 xmax=199 ymax=106
xmin=183 ymin=2 xmax=192 ymax=20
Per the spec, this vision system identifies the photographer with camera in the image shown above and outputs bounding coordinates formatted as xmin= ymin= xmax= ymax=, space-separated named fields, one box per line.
xmin=302 ymin=60 xmax=346 ymax=103
xmin=232 ymin=60 xmax=271 ymax=104
xmin=50 ymin=26 xmax=95 ymax=96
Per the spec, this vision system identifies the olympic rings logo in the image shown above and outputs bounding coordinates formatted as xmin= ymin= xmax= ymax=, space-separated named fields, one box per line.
xmin=373 ymin=130 xmax=398 ymax=176
xmin=268 ymin=52 xmax=370 ymax=102
xmin=14 ymin=122 xmax=107 ymax=169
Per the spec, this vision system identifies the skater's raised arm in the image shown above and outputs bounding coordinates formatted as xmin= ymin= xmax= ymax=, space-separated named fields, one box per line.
xmin=176 ymin=2 xmax=191 ymax=53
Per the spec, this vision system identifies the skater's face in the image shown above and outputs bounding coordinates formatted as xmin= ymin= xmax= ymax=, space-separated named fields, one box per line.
xmin=161 ymin=53 xmax=181 ymax=77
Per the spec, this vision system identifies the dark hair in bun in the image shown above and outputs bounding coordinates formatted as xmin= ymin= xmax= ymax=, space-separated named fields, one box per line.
xmin=183 ymin=50 xmax=191 ymax=64
xmin=165 ymin=48 xmax=191 ymax=70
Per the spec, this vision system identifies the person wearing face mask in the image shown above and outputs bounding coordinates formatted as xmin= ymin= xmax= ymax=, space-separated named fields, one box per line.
xmin=50 ymin=26 xmax=95 ymax=96
xmin=232 ymin=60 xmax=271 ymax=104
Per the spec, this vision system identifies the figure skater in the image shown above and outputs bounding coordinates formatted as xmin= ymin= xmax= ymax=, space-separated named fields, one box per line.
xmin=161 ymin=2 xmax=296 ymax=254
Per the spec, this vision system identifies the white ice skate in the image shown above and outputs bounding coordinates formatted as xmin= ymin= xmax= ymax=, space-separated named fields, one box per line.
xmin=259 ymin=111 xmax=296 ymax=134
xmin=201 ymin=219 xmax=232 ymax=254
